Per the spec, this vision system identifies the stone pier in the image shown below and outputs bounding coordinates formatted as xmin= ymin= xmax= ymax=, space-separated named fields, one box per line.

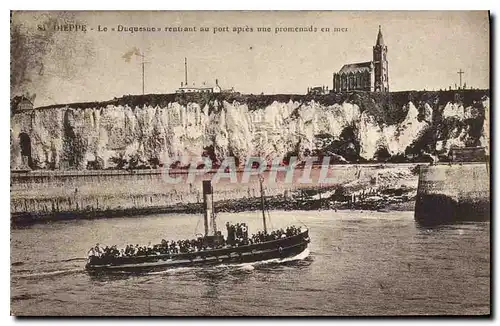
xmin=414 ymin=163 xmax=490 ymax=225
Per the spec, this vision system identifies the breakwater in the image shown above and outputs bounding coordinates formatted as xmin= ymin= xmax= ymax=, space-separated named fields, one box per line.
xmin=11 ymin=164 xmax=419 ymax=224
xmin=414 ymin=163 xmax=490 ymax=225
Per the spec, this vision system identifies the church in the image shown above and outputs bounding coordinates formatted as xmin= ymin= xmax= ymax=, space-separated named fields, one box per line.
xmin=332 ymin=26 xmax=389 ymax=92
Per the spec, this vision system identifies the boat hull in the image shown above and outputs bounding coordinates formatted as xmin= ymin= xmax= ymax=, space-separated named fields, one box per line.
xmin=86 ymin=230 xmax=310 ymax=274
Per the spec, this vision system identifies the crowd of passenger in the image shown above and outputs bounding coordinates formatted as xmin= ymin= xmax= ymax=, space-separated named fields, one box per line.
xmin=87 ymin=223 xmax=303 ymax=260
xmin=252 ymin=225 xmax=302 ymax=244
xmin=88 ymin=237 xmax=216 ymax=259
xmin=226 ymin=222 xmax=249 ymax=246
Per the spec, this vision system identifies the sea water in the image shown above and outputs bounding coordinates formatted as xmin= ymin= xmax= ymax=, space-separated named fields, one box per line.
xmin=10 ymin=210 xmax=490 ymax=316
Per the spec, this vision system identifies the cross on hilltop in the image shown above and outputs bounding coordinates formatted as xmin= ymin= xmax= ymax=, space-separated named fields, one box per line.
xmin=458 ymin=69 xmax=464 ymax=89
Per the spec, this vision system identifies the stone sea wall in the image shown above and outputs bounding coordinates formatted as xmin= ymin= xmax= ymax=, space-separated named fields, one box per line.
xmin=414 ymin=163 xmax=490 ymax=225
xmin=11 ymin=164 xmax=419 ymax=223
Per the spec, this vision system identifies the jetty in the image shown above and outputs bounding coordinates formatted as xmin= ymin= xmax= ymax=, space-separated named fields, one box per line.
xmin=414 ymin=161 xmax=490 ymax=226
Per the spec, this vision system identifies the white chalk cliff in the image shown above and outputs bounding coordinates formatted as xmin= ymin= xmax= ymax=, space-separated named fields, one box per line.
xmin=10 ymin=92 xmax=490 ymax=170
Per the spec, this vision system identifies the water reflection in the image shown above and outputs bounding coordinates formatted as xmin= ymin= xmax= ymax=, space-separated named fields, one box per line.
xmin=415 ymin=221 xmax=489 ymax=233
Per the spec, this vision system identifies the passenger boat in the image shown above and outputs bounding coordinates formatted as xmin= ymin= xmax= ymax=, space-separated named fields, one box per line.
xmin=85 ymin=178 xmax=310 ymax=274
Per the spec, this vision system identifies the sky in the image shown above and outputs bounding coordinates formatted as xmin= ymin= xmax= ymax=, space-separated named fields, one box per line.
xmin=11 ymin=11 xmax=490 ymax=107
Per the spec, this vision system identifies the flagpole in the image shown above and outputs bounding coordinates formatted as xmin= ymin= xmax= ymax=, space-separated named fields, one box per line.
xmin=122 ymin=48 xmax=147 ymax=95
xmin=141 ymin=53 xmax=145 ymax=95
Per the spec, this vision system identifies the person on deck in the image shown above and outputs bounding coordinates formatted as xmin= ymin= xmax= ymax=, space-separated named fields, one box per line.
xmin=87 ymin=247 xmax=96 ymax=257
xmin=241 ymin=224 xmax=248 ymax=240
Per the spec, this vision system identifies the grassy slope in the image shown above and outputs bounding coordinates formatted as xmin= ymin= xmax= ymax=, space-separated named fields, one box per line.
xmin=34 ymin=89 xmax=489 ymax=114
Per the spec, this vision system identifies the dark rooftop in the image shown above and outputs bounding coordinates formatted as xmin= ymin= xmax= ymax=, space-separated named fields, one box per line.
xmin=337 ymin=61 xmax=373 ymax=74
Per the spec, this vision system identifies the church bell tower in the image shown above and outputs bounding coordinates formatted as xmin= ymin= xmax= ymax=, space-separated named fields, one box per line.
xmin=373 ymin=25 xmax=389 ymax=92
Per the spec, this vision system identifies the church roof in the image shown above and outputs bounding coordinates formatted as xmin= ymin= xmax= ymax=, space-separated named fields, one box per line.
xmin=376 ymin=25 xmax=384 ymax=46
xmin=337 ymin=61 xmax=373 ymax=74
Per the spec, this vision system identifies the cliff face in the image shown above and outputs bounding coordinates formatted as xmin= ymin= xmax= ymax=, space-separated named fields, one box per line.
xmin=10 ymin=90 xmax=490 ymax=170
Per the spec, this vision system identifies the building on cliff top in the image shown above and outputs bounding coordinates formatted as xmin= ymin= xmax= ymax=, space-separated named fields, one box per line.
xmin=332 ymin=25 xmax=389 ymax=93
xmin=176 ymin=79 xmax=233 ymax=94
xmin=307 ymin=86 xmax=329 ymax=95
xmin=176 ymin=79 xmax=221 ymax=93
xmin=175 ymin=57 xmax=234 ymax=94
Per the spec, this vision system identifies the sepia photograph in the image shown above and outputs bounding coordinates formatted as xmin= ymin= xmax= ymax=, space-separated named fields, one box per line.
xmin=9 ymin=10 xmax=490 ymax=316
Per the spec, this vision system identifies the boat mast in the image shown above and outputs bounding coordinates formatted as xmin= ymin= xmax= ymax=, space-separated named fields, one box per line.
xmin=211 ymin=189 xmax=217 ymax=235
xmin=185 ymin=57 xmax=188 ymax=86
xmin=142 ymin=53 xmax=145 ymax=95
xmin=259 ymin=175 xmax=268 ymax=234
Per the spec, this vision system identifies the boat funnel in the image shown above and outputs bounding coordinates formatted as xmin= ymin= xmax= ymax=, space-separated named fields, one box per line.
xmin=202 ymin=180 xmax=213 ymax=195
xmin=202 ymin=180 xmax=214 ymax=236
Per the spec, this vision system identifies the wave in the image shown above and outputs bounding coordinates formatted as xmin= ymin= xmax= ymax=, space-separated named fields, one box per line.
xmin=62 ymin=257 xmax=88 ymax=262
xmin=11 ymin=293 xmax=35 ymax=301
xmin=12 ymin=268 xmax=84 ymax=279
xmin=237 ymin=264 xmax=255 ymax=271
xmin=146 ymin=266 xmax=196 ymax=275
xmin=252 ymin=247 xmax=311 ymax=266
xmin=40 ymin=257 xmax=87 ymax=264
xmin=213 ymin=247 xmax=310 ymax=270
xmin=142 ymin=247 xmax=311 ymax=276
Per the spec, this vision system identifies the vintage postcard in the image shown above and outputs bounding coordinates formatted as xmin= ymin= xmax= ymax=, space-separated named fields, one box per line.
xmin=10 ymin=10 xmax=490 ymax=316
